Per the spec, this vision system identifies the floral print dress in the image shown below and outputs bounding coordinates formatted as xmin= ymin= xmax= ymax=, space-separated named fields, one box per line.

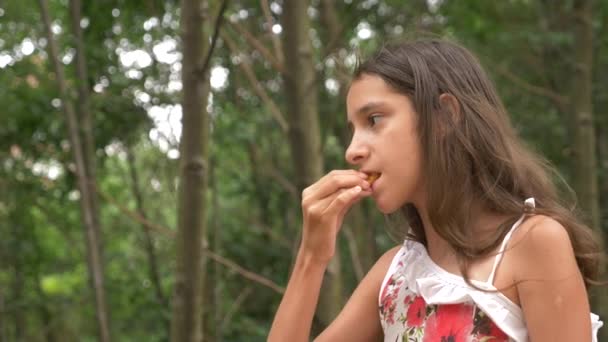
xmin=379 ymin=267 xmax=508 ymax=342
xmin=379 ymin=199 xmax=603 ymax=342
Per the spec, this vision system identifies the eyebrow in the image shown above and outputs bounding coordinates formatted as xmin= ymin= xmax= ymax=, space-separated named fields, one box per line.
xmin=347 ymin=101 xmax=387 ymax=125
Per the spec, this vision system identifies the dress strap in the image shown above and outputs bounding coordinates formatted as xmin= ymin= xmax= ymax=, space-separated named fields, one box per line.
xmin=486 ymin=198 xmax=535 ymax=285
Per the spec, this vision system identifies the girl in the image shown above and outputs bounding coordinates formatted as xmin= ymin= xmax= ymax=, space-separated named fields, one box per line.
xmin=268 ymin=39 xmax=604 ymax=341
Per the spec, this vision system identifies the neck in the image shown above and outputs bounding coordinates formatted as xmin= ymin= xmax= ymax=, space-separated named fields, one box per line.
xmin=415 ymin=204 xmax=454 ymax=264
xmin=413 ymin=198 xmax=509 ymax=265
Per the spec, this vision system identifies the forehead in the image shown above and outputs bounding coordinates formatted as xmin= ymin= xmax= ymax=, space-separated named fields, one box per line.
xmin=346 ymin=74 xmax=409 ymax=118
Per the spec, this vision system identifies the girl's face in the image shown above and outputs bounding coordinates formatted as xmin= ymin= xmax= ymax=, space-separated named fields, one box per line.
xmin=345 ymin=74 xmax=425 ymax=213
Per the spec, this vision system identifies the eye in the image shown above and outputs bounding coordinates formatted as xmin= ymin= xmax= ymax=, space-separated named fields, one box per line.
xmin=368 ymin=114 xmax=383 ymax=126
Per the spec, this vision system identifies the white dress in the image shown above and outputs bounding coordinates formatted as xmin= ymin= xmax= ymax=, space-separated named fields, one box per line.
xmin=378 ymin=198 xmax=603 ymax=341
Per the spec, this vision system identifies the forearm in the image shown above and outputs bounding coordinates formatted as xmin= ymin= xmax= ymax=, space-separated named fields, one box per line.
xmin=268 ymin=250 xmax=328 ymax=342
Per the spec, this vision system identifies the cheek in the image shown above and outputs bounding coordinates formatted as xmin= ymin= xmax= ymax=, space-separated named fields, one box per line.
xmin=389 ymin=139 xmax=422 ymax=176
xmin=386 ymin=143 xmax=424 ymax=202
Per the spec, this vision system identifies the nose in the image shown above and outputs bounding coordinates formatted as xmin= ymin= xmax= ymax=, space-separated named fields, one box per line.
xmin=345 ymin=134 xmax=369 ymax=165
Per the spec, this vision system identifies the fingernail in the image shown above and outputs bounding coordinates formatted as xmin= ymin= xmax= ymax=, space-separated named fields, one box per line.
xmin=353 ymin=186 xmax=362 ymax=193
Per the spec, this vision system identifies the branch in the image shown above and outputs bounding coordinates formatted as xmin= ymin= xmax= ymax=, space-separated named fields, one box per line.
xmin=96 ymin=188 xmax=285 ymax=294
xmin=97 ymin=189 xmax=174 ymax=237
xmin=221 ymin=286 xmax=253 ymax=332
xmin=201 ymin=0 xmax=230 ymax=76
xmin=221 ymin=30 xmax=289 ymax=133
xmin=226 ymin=19 xmax=285 ymax=74
xmin=319 ymin=0 xmax=346 ymax=61
xmin=205 ymin=252 xmax=285 ymax=294
xmin=494 ymin=63 xmax=569 ymax=111
xmin=260 ymin=0 xmax=283 ymax=62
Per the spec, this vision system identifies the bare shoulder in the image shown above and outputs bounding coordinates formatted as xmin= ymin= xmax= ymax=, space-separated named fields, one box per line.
xmin=367 ymin=244 xmax=403 ymax=283
xmin=512 ymin=214 xmax=572 ymax=249
xmin=378 ymin=244 xmax=403 ymax=265
xmin=508 ymin=216 xmax=591 ymax=340
xmin=360 ymin=244 xmax=404 ymax=294
xmin=509 ymin=214 xmax=578 ymax=282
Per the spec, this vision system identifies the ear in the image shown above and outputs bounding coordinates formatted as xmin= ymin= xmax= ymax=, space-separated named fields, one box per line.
xmin=435 ymin=93 xmax=461 ymax=138
xmin=439 ymin=93 xmax=461 ymax=123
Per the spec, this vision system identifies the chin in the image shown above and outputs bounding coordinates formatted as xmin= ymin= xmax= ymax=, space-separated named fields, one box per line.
xmin=374 ymin=197 xmax=403 ymax=215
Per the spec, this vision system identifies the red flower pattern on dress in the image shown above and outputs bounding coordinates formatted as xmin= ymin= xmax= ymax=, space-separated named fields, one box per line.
xmin=422 ymin=303 xmax=475 ymax=342
xmin=381 ymin=287 xmax=511 ymax=341
xmin=406 ymin=296 xmax=426 ymax=327
xmin=379 ymin=275 xmax=403 ymax=325
xmin=480 ymin=320 xmax=509 ymax=341
xmin=472 ymin=309 xmax=509 ymax=341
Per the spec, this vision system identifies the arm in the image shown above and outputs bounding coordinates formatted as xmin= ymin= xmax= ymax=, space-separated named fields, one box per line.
xmin=267 ymin=170 xmax=373 ymax=342
xmin=514 ymin=216 xmax=592 ymax=341
xmin=314 ymin=246 xmax=400 ymax=342
xmin=268 ymin=245 xmax=398 ymax=342
xmin=267 ymin=249 xmax=328 ymax=342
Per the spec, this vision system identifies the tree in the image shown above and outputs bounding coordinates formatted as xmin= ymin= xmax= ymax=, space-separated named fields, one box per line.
xmin=569 ymin=0 xmax=606 ymax=339
xmin=281 ymin=0 xmax=344 ymax=327
xmin=38 ymin=1 xmax=111 ymax=341
xmin=318 ymin=0 xmax=378 ymax=279
xmin=169 ymin=0 xmax=210 ymax=340
xmin=571 ymin=0 xmax=600 ymax=233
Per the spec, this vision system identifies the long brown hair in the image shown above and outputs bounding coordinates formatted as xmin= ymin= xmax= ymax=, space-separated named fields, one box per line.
xmin=353 ymin=39 xmax=603 ymax=288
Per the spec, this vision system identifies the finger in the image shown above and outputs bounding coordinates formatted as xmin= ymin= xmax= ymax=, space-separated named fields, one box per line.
xmin=303 ymin=170 xmax=365 ymax=198
xmin=309 ymin=182 xmax=372 ymax=213
xmin=303 ymin=171 xmax=369 ymax=203
xmin=338 ymin=188 xmax=371 ymax=219
xmin=306 ymin=188 xmax=346 ymax=217
xmin=323 ymin=185 xmax=371 ymax=219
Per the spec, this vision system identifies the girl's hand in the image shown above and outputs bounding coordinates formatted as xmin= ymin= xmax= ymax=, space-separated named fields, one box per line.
xmin=299 ymin=170 xmax=372 ymax=264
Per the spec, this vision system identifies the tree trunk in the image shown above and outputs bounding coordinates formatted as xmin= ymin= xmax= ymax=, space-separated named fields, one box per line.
xmin=169 ymin=0 xmax=210 ymax=340
xmin=599 ymin=124 xmax=608 ymax=237
xmin=571 ymin=0 xmax=601 ymax=235
xmin=68 ymin=0 xmax=100 ymax=231
xmin=319 ymin=0 xmax=377 ymax=275
xmin=38 ymin=1 xmax=111 ymax=341
xmin=281 ymin=0 xmax=344 ymax=328
xmin=570 ymin=0 xmax=606 ymax=338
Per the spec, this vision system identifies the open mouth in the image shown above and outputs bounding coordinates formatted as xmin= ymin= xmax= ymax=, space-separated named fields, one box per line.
xmin=366 ymin=172 xmax=381 ymax=185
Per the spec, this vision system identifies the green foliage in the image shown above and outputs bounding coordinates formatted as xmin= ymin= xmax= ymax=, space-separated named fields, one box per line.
xmin=1 ymin=0 xmax=607 ymax=340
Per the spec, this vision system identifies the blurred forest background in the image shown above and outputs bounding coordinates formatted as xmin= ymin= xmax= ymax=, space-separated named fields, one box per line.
xmin=1 ymin=0 xmax=607 ymax=341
